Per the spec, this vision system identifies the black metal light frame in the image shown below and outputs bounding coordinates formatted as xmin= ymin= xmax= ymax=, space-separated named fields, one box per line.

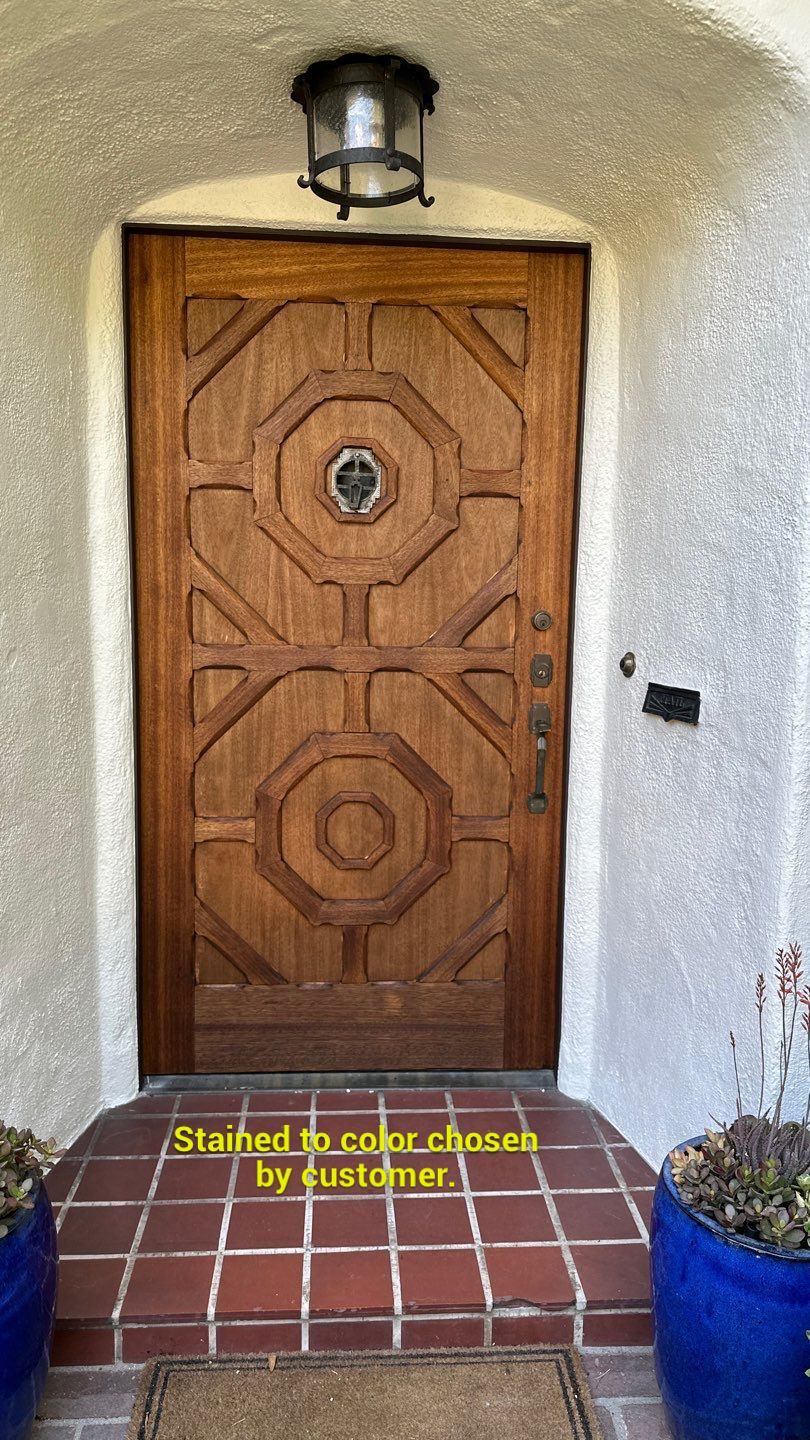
xmin=291 ymin=53 xmax=439 ymax=221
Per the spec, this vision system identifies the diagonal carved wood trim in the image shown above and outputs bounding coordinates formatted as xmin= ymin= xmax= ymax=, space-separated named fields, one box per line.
xmin=193 ymin=643 xmax=513 ymax=675
xmin=188 ymin=461 xmax=253 ymax=490
xmin=195 ymin=898 xmax=287 ymax=985
xmin=426 ymin=556 xmax=518 ymax=648
xmin=187 ymin=300 xmax=284 ymax=400
xmin=460 ymin=469 xmax=522 ymax=498
xmin=341 ymin=925 xmax=369 ymax=983
xmin=191 ymin=552 xmax=285 ymax=645
xmin=429 ymin=674 xmax=513 ymax=759
xmin=418 ymin=896 xmax=508 ymax=982
xmin=451 ymin=815 xmax=510 ymax=842
xmin=195 ymin=817 xmax=255 ymax=842
xmin=432 ymin=307 xmax=525 ymax=409
xmin=193 ymin=673 xmax=280 ymax=761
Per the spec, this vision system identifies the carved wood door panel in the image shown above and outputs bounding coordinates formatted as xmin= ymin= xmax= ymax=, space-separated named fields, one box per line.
xmin=128 ymin=233 xmax=586 ymax=1074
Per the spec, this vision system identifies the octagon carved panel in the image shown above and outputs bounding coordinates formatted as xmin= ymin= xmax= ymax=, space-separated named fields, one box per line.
xmin=255 ymin=731 xmax=452 ymax=925
xmin=315 ymin=791 xmax=395 ymax=870
xmin=253 ymin=369 xmax=460 ymax=584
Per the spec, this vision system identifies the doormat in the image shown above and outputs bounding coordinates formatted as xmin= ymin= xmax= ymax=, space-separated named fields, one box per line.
xmin=128 ymin=1347 xmax=602 ymax=1440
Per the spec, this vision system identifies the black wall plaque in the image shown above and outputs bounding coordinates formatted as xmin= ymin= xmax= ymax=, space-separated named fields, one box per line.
xmin=642 ymin=683 xmax=701 ymax=725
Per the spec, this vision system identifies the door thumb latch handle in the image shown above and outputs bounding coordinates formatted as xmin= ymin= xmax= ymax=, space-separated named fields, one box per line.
xmin=527 ymin=703 xmax=551 ymax=814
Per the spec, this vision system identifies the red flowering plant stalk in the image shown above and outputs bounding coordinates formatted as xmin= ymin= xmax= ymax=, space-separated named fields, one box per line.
xmin=671 ymin=943 xmax=810 ymax=1249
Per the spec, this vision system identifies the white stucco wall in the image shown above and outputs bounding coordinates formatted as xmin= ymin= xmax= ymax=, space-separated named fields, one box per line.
xmin=1 ymin=0 xmax=808 ymax=1162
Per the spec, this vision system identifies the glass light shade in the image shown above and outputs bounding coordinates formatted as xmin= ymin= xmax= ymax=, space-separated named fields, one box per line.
xmin=292 ymin=54 xmax=438 ymax=219
xmin=313 ymin=83 xmax=422 ymax=197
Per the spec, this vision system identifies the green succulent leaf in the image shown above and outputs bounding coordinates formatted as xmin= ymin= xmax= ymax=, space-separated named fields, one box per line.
xmin=0 ymin=1121 xmax=62 ymax=1230
xmin=674 ymin=1117 xmax=810 ymax=1250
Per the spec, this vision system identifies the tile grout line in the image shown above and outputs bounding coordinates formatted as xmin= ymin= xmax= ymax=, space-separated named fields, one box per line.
xmin=377 ymin=1089 xmax=404 ymax=1349
xmin=60 ymin=1184 xmax=654 ymax=1207
xmin=54 ymin=1115 xmax=108 ymax=1233
xmin=580 ymin=1344 xmax=654 ymax=1354
xmin=77 ymin=1419 xmax=137 ymax=1431
xmin=110 ymin=1097 xmax=182 ymax=1363
xmin=513 ymin=1092 xmax=587 ymax=1344
xmin=206 ymin=1091 xmax=250 ymax=1354
xmin=57 ymin=1235 xmax=649 ymax=1261
xmin=587 ymin=1110 xmax=651 ymax=1241
xmin=597 ymin=1395 xmax=663 ymax=1407
xmin=445 ymin=1089 xmax=494 ymax=1344
xmin=299 ymin=1092 xmax=318 ymax=1352
xmin=595 ymin=1397 xmax=631 ymax=1440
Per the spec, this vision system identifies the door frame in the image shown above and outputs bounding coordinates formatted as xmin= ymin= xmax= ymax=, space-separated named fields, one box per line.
xmin=123 ymin=224 xmax=590 ymax=1083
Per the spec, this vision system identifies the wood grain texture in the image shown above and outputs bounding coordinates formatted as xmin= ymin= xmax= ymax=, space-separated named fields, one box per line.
xmin=433 ymin=307 xmax=525 ymax=407
xmin=341 ymin=926 xmax=369 ymax=984
xmin=419 ymin=896 xmax=509 ymax=982
xmin=193 ymin=672 xmax=280 ymax=761
xmin=132 ymin=231 xmax=585 ymax=1075
xmin=427 ymin=674 xmax=513 ymax=760
xmin=255 ymin=731 xmax=452 ymax=927
xmin=191 ymin=552 xmax=283 ymax=644
xmin=344 ymin=302 xmax=372 ymax=369
xmin=451 ymin=815 xmax=510 ymax=842
xmin=195 ymin=898 xmax=287 ymax=986
xmin=426 ymin=558 xmax=517 ymax=646
xmin=315 ymin=791 xmax=394 ymax=871
xmin=460 ymin=469 xmax=522 ymax=498
xmin=185 ymin=236 xmax=529 ymax=305
xmin=194 ymin=982 xmax=505 ymax=1070
xmin=188 ymin=461 xmax=253 ymax=490
xmin=342 ymin=586 xmax=369 ymax=645
xmin=195 ymin=817 xmax=255 ymax=843
xmin=186 ymin=300 xmax=283 ymax=399
xmin=505 ymin=250 xmax=586 ymax=1067
xmin=192 ymin=644 xmax=513 ymax=675
xmin=128 ymin=231 xmax=195 ymax=1072
xmin=344 ymin=672 xmax=370 ymax=731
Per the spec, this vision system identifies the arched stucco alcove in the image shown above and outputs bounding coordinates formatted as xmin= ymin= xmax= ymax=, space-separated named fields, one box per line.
xmin=2 ymin=0 xmax=808 ymax=1164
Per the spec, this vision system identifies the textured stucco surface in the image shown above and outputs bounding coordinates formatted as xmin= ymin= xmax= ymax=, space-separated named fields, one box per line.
xmin=1 ymin=0 xmax=808 ymax=1161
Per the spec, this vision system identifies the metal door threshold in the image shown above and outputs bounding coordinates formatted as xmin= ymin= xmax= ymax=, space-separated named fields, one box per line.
xmin=144 ymin=1069 xmax=557 ymax=1093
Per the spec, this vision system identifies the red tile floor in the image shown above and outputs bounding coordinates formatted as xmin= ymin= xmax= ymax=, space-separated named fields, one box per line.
xmin=48 ymin=1087 xmax=656 ymax=1366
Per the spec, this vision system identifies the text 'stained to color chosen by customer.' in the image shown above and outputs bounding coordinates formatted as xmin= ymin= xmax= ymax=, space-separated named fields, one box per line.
xmin=171 ymin=1122 xmax=540 ymax=1194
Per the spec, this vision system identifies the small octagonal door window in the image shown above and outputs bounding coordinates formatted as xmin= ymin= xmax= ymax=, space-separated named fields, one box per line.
xmin=330 ymin=446 xmax=383 ymax=515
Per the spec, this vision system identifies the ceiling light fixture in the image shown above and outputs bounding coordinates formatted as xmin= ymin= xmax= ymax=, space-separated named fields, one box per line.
xmin=291 ymin=52 xmax=439 ymax=221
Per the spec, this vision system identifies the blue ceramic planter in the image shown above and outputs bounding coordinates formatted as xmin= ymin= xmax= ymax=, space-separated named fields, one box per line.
xmin=651 ymin=1140 xmax=810 ymax=1440
xmin=0 ymin=1184 xmax=58 ymax=1440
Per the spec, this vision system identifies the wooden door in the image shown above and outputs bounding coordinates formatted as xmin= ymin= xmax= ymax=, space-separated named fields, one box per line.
xmin=128 ymin=231 xmax=586 ymax=1075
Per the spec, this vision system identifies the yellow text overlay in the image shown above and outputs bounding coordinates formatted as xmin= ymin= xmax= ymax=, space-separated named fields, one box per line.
xmin=172 ymin=1122 xmax=539 ymax=1194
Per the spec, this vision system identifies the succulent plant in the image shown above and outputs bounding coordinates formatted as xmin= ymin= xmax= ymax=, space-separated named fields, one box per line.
xmin=0 ymin=1124 xmax=61 ymax=1239
xmin=671 ymin=945 xmax=810 ymax=1250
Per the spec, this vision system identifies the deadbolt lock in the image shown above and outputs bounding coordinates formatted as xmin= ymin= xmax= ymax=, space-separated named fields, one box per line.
xmin=530 ymin=653 xmax=553 ymax=687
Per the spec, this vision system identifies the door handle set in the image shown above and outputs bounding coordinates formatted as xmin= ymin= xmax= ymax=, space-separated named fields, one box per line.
xmin=526 ymin=702 xmax=551 ymax=814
